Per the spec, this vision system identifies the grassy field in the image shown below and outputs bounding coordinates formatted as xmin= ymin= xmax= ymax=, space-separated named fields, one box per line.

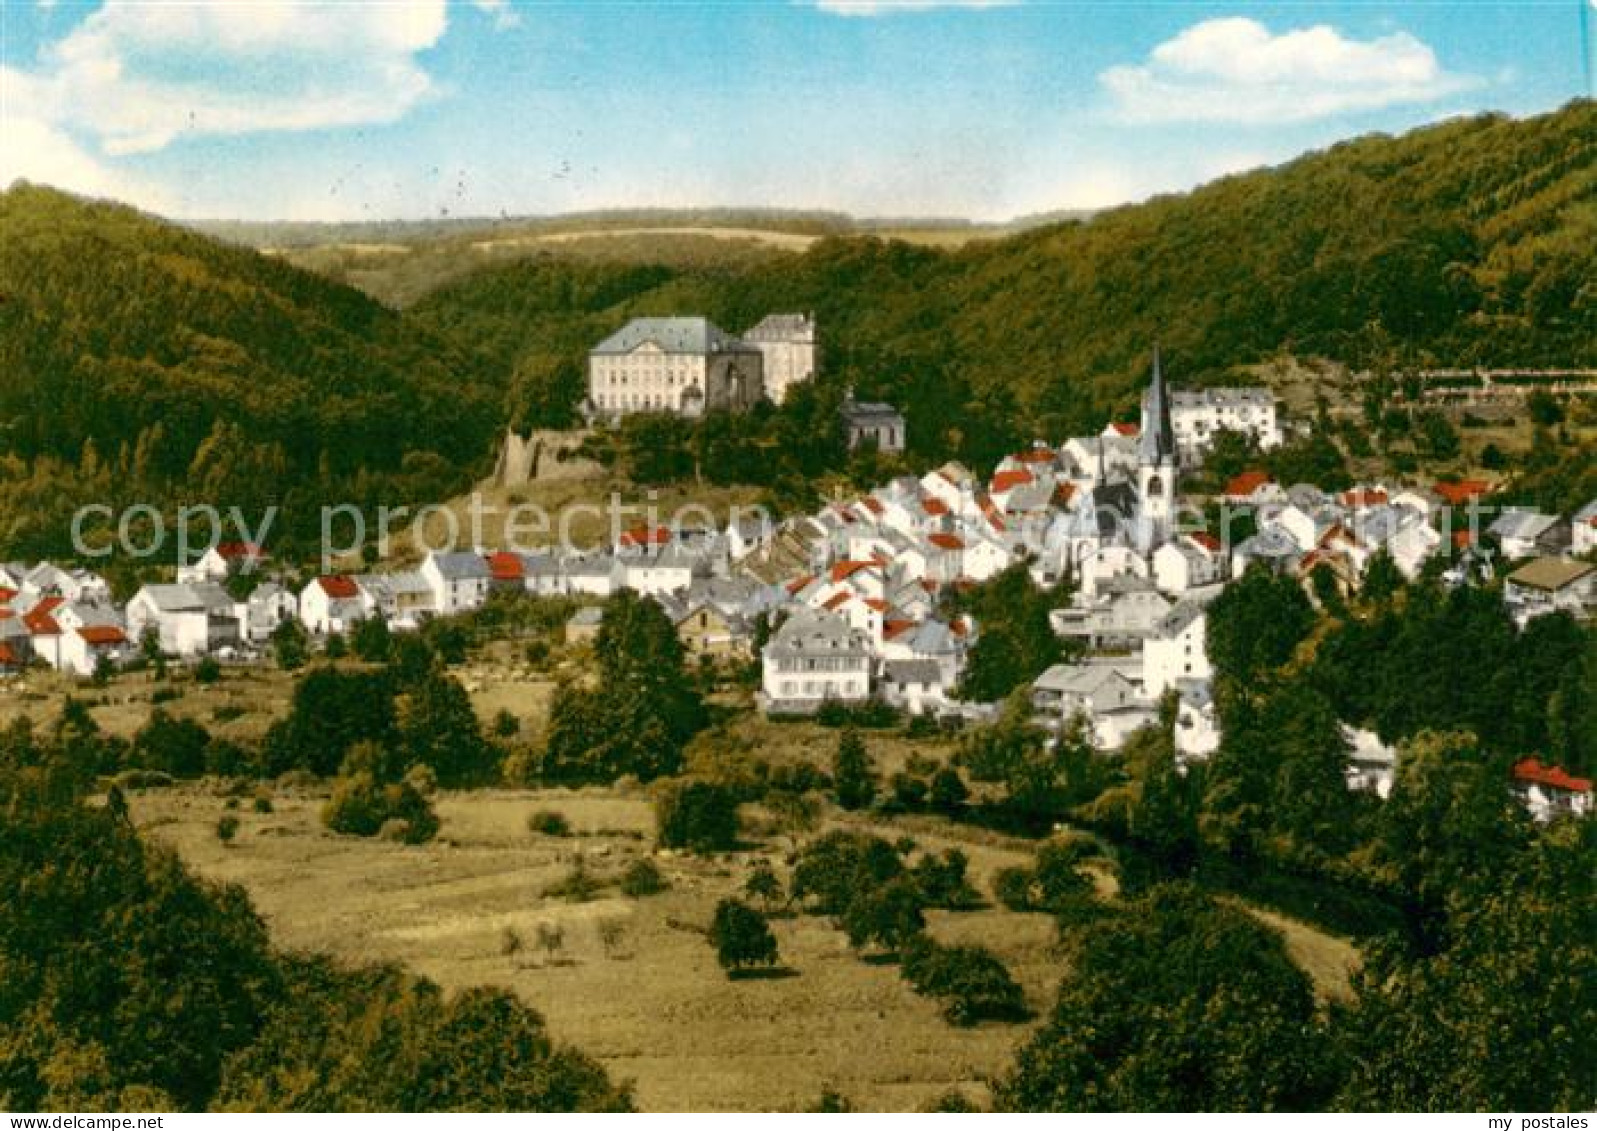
xmin=123 ymin=760 xmax=1361 ymax=1111
xmin=131 ymin=782 xmax=1061 ymax=1112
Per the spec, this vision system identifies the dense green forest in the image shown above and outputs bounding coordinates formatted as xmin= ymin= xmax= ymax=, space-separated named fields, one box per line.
xmin=0 ymin=185 xmax=498 ymax=558
xmin=1 ymin=102 xmax=1592 ymax=559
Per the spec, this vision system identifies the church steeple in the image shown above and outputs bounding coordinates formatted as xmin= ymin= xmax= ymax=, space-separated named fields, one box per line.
xmin=1139 ymin=345 xmax=1176 ymax=468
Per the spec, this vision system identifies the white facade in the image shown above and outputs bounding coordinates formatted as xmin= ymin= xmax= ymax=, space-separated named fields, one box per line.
xmin=421 ymin=552 xmax=491 ymax=617
xmin=588 ymin=317 xmax=764 ymax=419
xmin=1169 ymin=387 xmax=1283 ymax=462
xmin=761 ymin=608 xmax=873 ymax=713
xmin=742 ymin=313 xmax=817 ymax=405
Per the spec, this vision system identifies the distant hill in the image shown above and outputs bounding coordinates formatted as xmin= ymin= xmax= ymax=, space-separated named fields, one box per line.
xmin=412 ymin=101 xmax=1596 ymax=461
xmin=0 ymin=184 xmax=497 ymax=557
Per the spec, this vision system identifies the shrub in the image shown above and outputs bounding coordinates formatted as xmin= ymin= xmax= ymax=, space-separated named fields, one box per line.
xmin=543 ymin=857 xmax=603 ymax=903
xmin=655 ymin=780 xmax=739 ymax=854
xmin=528 ymin=809 xmax=573 ymax=837
xmin=832 ymin=728 xmax=875 ymax=810
xmin=132 ymin=709 xmax=211 ymax=778
xmin=113 ymin=768 xmax=174 ymax=790
xmin=322 ymin=772 xmax=439 ymax=844
xmin=710 ymin=898 xmax=778 ymax=974
xmin=620 ymin=858 xmax=668 ymax=898
xmin=912 ymin=849 xmax=981 ymax=910
xmin=251 ymin=793 xmax=273 ymax=814
xmin=195 ymin=657 xmax=222 ymax=685
xmin=492 ymin=710 xmax=521 ymax=738
xmin=216 ymin=815 xmax=240 ymax=844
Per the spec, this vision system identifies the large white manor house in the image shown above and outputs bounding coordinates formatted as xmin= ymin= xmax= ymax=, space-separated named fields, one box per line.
xmin=586 ymin=313 xmax=816 ymax=420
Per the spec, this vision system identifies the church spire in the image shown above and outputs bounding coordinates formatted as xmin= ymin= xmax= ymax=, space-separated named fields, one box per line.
xmin=1139 ymin=345 xmax=1176 ymax=467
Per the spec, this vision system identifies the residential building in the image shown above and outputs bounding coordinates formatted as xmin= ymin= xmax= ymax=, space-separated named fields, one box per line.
xmin=421 ymin=551 xmax=492 ymax=616
xmin=1512 ymin=758 xmax=1593 ymax=822
xmin=126 ymin=583 xmax=240 ymax=657
xmin=1503 ymin=557 xmax=1596 ymax=624
xmin=1169 ymin=386 xmax=1283 ymax=461
xmin=761 ymin=608 xmax=873 ymax=714
xmin=1488 ymin=510 xmax=1570 ymax=561
xmin=1031 ymin=661 xmax=1153 ymax=750
xmin=298 ymin=576 xmax=366 ymax=636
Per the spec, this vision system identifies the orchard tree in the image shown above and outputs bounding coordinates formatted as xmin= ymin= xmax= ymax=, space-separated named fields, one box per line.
xmin=710 ymin=898 xmax=779 ymax=975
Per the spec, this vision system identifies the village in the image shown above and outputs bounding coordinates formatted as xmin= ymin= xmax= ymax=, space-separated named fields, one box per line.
xmin=2 ymin=314 xmax=1594 ymax=823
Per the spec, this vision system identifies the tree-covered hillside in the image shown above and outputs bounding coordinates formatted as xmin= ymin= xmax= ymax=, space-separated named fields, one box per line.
xmin=0 ymin=185 xmax=498 ymax=557
xmin=414 ymin=101 xmax=1596 ymax=462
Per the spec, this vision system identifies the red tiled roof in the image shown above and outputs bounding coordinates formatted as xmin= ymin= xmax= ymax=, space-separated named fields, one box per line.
xmin=863 ymin=598 xmax=889 ymax=613
xmin=1452 ymin=529 xmax=1475 ymax=550
xmin=990 ymin=469 xmax=1035 ymax=493
xmin=823 ymin=591 xmax=851 ymax=611
xmin=1189 ymin=531 xmax=1222 ymax=553
xmin=0 ymin=643 xmax=20 ymax=666
xmin=883 ymin=618 xmax=916 ymax=641
xmin=1340 ymin=488 xmax=1388 ymax=508
xmin=1109 ymin=421 xmax=1139 ymax=437
xmin=620 ymin=524 xmax=672 ymax=548
xmin=831 ymin=560 xmax=876 ymax=583
xmin=1513 ymin=758 xmax=1592 ymax=794
xmin=786 ymin=574 xmax=816 ymax=595
xmin=1054 ymin=483 xmax=1078 ymax=506
xmin=215 ymin=541 xmax=265 ymax=560
xmin=77 ymin=625 xmax=127 ymax=646
xmin=921 ymin=496 xmax=950 ymax=517
xmin=1433 ymin=479 xmax=1491 ymax=505
xmin=24 ymin=597 xmax=63 ymax=636
xmin=860 ymin=497 xmax=884 ymax=515
xmin=928 ymin=532 xmax=964 ymax=551
xmin=0 ymin=587 xmax=15 ymax=602
xmin=487 ymin=551 xmax=524 ymax=581
xmin=1016 ymin=448 xmax=1057 ymax=464
xmin=1224 ymin=470 xmax=1274 ymax=498
xmin=317 ymin=575 xmax=361 ymax=600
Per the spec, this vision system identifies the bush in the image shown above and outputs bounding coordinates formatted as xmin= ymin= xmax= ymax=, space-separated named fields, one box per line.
xmin=132 ymin=709 xmax=211 ymax=778
xmin=900 ymin=936 xmax=1027 ymax=1026
xmin=542 ymin=858 xmax=603 ymax=903
xmin=912 ymin=849 xmax=982 ymax=910
xmin=492 ymin=710 xmax=521 ymax=738
xmin=195 ymin=657 xmax=222 ymax=685
xmin=113 ymin=768 xmax=174 ymax=790
xmin=620 ymin=858 xmax=668 ymax=897
xmin=840 ymin=876 xmax=926 ymax=954
xmin=791 ymin=830 xmax=905 ymax=914
xmin=322 ymin=772 xmax=439 ymax=844
xmin=251 ymin=793 xmax=273 ymax=814
xmin=655 ymin=780 xmax=739 ymax=854
xmin=709 ymin=898 xmax=778 ymax=974
xmin=216 ymin=814 xmax=240 ymax=844
xmin=528 ymin=809 xmax=573 ymax=837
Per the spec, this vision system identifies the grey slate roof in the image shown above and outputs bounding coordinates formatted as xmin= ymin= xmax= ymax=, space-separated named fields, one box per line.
xmin=591 ymin=317 xmax=751 ymax=356
xmin=428 ymin=551 xmax=492 ymax=580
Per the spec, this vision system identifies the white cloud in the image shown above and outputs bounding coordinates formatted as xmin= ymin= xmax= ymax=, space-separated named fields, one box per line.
xmin=810 ymin=1 xmax=1017 ymax=16
xmin=7 ymin=1 xmax=450 ymax=158
xmin=470 ymin=0 xmax=521 ymax=31
xmin=0 ymin=65 xmax=174 ymax=210
xmin=1100 ymin=17 xmax=1480 ymax=125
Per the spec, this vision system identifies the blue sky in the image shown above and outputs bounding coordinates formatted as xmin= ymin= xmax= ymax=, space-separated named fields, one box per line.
xmin=1 ymin=1 xmax=1591 ymax=221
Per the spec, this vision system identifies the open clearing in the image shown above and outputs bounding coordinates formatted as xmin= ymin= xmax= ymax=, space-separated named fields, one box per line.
xmin=132 ymin=784 xmax=1060 ymax=1112
xmin=128 ymin=769 xmax=1361 ymax=1112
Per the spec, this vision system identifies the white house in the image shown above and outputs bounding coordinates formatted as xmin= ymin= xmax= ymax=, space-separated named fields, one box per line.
xmin=236 ymin=582 xmax=298 ymax=643
xmin=1152 ymin=534 xmax=1223 ymax=595
xmin=298 ymin=575 xmax=367 ymax=636
xmin=1512 ymin=758 xmax=1592 ymax=822
xmin=1503 ymin=557 xmax=1596 ymax=625
xmin=1168 ymin=387 xmax=1283 ymax=462
xmin=1031 ymin=661 xmax=1153 ymax=750
xmin=421 ymin=551 xmax=492 ymax=616
xmin=126 ymin=583 xmax=240 ymax=657
xmin=761 ymin=608 xmax=873 ymax=714
xmin=1488 ymin=510 xmax=1569 ymax=561
xmin=1571 ymin=498 xmax=1597 ymax=556
xmin=1141 ymin=598 xmax=1213 ymax=699
xmin=177 ymin=541 xmax=267 ymax=584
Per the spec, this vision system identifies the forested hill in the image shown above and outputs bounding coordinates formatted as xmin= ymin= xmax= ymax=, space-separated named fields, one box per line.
xmin=0 ymin=185 xmax=498 ymax=557
xmin=413 ymin=101 xmax=1596 ymax=459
